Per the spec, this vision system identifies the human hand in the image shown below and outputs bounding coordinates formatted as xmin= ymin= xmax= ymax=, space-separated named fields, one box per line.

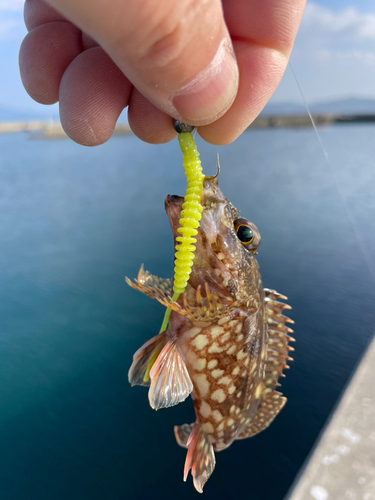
xmin=19 ymin=0 xmax=306 ymax=146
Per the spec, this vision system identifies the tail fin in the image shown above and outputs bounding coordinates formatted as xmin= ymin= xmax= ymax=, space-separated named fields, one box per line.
xmin=183 ymin=422 xmax=216 ymax=493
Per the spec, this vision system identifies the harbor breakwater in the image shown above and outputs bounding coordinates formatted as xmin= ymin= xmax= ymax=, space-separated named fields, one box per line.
xmin=1 ymin=114 xmax=374 ymax=139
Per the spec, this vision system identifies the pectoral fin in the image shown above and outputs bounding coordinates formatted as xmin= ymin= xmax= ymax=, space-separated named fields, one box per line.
xmin=148 ymin=340 xmax=193 ymax=410
xmin=128 ymin=332 xmax=168 ymax=387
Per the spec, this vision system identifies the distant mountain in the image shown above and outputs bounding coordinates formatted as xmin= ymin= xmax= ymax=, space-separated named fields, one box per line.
xmin=261 ymin=97 xmax=375 ymax=116
xmin=261 ymin=102 xmax=305 ymax=116
xmin=310 ymin=98 xmax=375 ymax=115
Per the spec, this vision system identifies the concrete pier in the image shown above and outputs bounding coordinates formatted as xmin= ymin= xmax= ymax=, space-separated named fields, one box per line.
xmin=286 ymin=336 xmax=375 ymax=500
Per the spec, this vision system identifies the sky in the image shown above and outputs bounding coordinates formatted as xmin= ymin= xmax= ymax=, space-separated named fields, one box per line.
xmin=1 ymin=0 xmax=375 ymax=117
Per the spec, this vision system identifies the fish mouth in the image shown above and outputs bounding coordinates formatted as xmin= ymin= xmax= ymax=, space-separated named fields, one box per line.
xmin=165 ymin=194 xmax=183 ymax=233
xmin=165 ymin=194 xmax=184 ymax=207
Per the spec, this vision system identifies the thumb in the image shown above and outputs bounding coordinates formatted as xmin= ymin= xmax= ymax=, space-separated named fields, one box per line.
xmin=46 ymin=0 xmax=239 ymax=126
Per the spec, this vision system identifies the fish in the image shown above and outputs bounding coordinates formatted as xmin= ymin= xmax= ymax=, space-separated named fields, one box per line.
xmin=126 ymin=172 xmax=295 ymax=493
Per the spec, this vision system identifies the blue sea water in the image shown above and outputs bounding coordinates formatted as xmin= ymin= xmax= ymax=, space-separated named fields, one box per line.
xmin=0 ymin=125 xmax=374 ymax=500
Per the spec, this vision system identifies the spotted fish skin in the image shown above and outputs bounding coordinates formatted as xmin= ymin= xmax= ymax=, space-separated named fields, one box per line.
xmin=174 ymin=296 xmax=266 ymax=451
xmin=127 ymin=175 xmax=294 ymax=492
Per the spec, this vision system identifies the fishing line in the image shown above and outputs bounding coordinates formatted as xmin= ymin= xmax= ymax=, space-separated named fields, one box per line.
xmin=289 ymin=61 xmax=375 ymax=283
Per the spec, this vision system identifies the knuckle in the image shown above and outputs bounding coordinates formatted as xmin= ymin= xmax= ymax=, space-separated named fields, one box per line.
xmin=110 ymin=0 xmax=221 ymax=84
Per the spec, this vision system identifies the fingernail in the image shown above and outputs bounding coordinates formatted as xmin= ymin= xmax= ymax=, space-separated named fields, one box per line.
xmin=172 ymin=37 xmax=238 ymax=124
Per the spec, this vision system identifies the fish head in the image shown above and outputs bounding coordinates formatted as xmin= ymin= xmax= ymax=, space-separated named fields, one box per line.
xmin=165 ymin=175 xmax=261 ymax=304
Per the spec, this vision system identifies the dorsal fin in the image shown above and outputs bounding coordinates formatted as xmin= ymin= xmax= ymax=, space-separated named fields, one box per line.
xmin=126 ymin=266 xmax=243 ymax=321
xmin=263 ymin=290 xmax=295 ymax=391
xmin=236 ymin=289 xmax=294 ymax=441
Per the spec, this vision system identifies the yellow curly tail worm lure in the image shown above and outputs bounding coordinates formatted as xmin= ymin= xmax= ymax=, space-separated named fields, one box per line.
xmin=143 ymin=122 xmax=205 ymax=381
xmin=157 ymin=121 xmax=204 ymax=334
xmin=173 ymin=124 xmax=205 ymax=295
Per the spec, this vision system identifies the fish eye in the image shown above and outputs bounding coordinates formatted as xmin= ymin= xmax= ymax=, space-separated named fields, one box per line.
xmin=237 ymin=224 xmax=253 ymax=244
xmin=234 ymin=218 xmax=261 ymax=251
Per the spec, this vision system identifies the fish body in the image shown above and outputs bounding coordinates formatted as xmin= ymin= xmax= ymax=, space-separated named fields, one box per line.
xmin=127 ymin=175 xmax=294 ymax=492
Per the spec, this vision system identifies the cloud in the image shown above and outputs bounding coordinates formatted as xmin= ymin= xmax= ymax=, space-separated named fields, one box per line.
xmin=0 ymin=0 xmax=24 ymax=11
xmin=299 ymin=3 xmax=375 ymax=43
xmin=328 ymin=50 xmax=375 ymax=67
xmin=292 ymin=2 xmax=375 ymax=64
xmin=315 ymin=48 xmax=375 ymax=68
xmin=273 ymin=3 xmax=375 ymax=102
xmin=0 ymin=1 xmax=25 ymax=41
